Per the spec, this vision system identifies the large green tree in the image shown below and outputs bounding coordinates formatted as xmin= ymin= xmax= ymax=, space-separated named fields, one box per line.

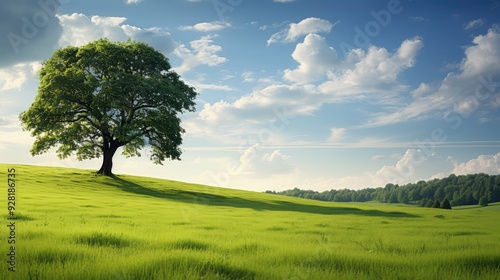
xmin=20 ymin=39 xmax=197 ymax=176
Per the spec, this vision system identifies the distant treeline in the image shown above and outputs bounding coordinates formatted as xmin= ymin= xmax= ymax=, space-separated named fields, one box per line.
xmin=265 ymin=173 xmax=500 ymax=208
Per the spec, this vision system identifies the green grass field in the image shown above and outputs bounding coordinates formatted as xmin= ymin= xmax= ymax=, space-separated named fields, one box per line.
xmin=1 ymin=164 xmax=499 ymax=279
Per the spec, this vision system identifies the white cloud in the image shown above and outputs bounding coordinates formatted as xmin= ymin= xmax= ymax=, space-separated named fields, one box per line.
xmin=242 ymin=71 xmax=256 ymax=82
xmin=0 ymin=61 xmax=43 ymax=92
xmin=173 ymin=141 xmax=479 ymax=191
xmin=233 ymin=83 xmax=320 ymax=115
xmin=371 ymin=149 xmax=424 ymax=185
xmin=235 ymin=144 xmax=295 ymax=175
xmin=318 ymin=37 xmax=423 ymax=101
xmin=371 ymin=155 xmax=386 ymax=161
xmin=0 ymin=125 xmax=34 ymax=147
xmin=328 ymin=127 xmax=346 ymax=142
xmin=274 ymin=0 xmax=295 ymax=2
xmin=57 ymin=13 xmax=178 ymax=54
xmin=451 ymin=153 xmax=500 ymax=175
xmin=460 ymin=27 xmax=500 ymax=77
xmin=366 ymin=27 xmax=500 ymax=127
xmin=58 ymin=14 xmax=126 ymax=46
xmin=301 ymin=149 xmax=450 ymax=190
xmin=126 ymin=0 xmax=144 ymax=4
xmin=173 ymin=35 xmax=227 ymax=74
xmin=410 ymin=16 xmax=429 ymax=22
xmin=198 ymin=101 xmax=231 ymax=121
xmin=29 ymin=62 xmax=43 ymax=75
xmin=465 ymin=19 xmax=484 ymax=30
xmin=240 ymin=71 xmax=279 ymax=85
xmin=199 ymin=37 xmax=422 ymax=138
xmin=299 ymin=175 xmax=373 ymax=191
xmin=0 ymin=64 xmax=28 ymax=91
xmin=267 ymin=17 xmax=335 ymax=45
xmin=188 ymin=37 xmax=424 ymax=143
xmin=283 ymin=34 xmax=337 ymax=84
xmin=179 ymin=21 xmax=231 ymax=32
xmin=455 ymin=97 xmax=480 ymax=115
xmin=369 ymin=149 xmax=445 ymax=185
xmin=410 ymin=82 xmax=432 ymax=98
xmin=196 ymin=144 xmax=300 ymax=191
xmin=176 ymin=71 xmax=234 ymax=92
xmin=122 ymin=26 xmax=178 ymax=54
xmin=185 ymin=84 xmax=322 ymax=144
xmin=192 ymin=82 xmax=235 ymax=92
xmin=198 ymin=84 xmax=318 ymax=123
xmin=220 ymin=74 xmax=235 ymax=81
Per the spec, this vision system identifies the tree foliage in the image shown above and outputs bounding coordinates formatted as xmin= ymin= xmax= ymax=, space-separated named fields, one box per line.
xmin=266 ymin=173 xmax=500 ymax=208
xmin=479 ymin=196 xmax=489 ymax=206
xmin=441 ymin=199 xmax=452 ymax=210
xmin=20 ymin=39 xmax=197 ymax=175
xmin=431 ymin=200 xmax=441 ymax=208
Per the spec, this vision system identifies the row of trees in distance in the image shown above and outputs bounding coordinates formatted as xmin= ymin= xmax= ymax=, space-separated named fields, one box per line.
xmin=265 ymin=173 xmax=500 ymax=207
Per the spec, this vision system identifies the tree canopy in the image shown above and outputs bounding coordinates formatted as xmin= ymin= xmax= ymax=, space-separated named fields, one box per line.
xmin=20 ymin=39 xmax=197 ymax=175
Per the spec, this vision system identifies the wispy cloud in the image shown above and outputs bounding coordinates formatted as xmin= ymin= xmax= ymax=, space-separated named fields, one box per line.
xmin=192 ymin=83 xmax=235 ymax=92
xmin=371 ymin=155 xmax=386 ymax=161
xmin=184 ymin=140 xmax=500 ymax=152
xmin=409 ymin=16 xmax=428 ymax=22
xmin=464 ymin=18 xmax=484 ymax=30
xmin=179 ymin=21 xmax=231 ymax=32
xmin=125 ymin=0 xmax=144 ymax=4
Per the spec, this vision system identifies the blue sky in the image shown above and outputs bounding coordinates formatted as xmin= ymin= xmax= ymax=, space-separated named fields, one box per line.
xmin=1 ymin=0 xmax=500 ymax=191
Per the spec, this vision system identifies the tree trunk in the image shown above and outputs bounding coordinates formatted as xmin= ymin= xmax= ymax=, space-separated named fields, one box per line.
xmin=97 ymin=144 xmax=118 ymax=176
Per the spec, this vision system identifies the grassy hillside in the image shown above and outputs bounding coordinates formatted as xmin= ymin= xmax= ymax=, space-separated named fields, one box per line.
xmin=1 ymin=164 xmax=499 ymax=279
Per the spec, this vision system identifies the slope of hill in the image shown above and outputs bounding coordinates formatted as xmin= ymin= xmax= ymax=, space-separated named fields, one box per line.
xmin=1 ymin=164 xmax=499 ymax=279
